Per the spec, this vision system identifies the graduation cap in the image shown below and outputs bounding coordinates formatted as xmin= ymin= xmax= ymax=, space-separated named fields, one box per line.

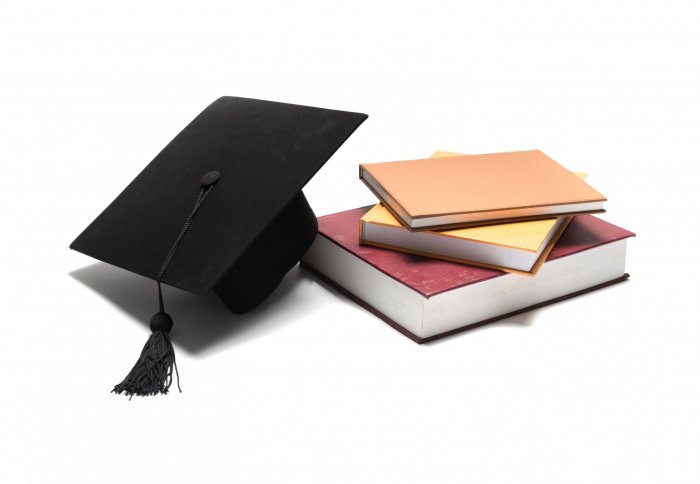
xmin=70 ymin=96 xmax=367 ymax=397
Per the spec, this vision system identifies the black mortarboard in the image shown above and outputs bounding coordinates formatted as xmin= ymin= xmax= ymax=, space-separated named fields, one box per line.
xmin=70 ymin=96 xmax=367 ymax=397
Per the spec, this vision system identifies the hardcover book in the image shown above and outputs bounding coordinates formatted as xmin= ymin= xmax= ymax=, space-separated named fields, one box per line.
xmin=302 ymin=207 xmax=634 ymax=343
xmin=359 ymin=150 xmax=589 ymax=274
xmin=360 ymin=203 xmax=571 ymax=275
xmin=359 ymin=150 xmax=607 ymax=230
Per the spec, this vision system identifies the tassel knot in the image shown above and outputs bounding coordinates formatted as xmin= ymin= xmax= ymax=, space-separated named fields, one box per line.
xmin=150 ymin=311 xmax=173 ymax=333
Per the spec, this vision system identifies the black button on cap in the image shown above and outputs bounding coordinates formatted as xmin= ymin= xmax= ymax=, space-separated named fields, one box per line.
xmin=201 ymin=170 xmax=220 ymax=187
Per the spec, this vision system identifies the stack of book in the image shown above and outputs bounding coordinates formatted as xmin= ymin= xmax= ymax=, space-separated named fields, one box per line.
xmin=302 ymin=150 xmax=634 ymax=342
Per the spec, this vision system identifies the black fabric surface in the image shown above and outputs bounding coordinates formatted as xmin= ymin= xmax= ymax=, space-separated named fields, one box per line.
xmin=214 ymin=192 xmax=318 ymax=314
xmin=71 ymin=97 xmax=367 ymax=309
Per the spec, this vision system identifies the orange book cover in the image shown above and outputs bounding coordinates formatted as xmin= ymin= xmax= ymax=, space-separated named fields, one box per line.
xmin=359 ymin=150 xmax=606 ymax=230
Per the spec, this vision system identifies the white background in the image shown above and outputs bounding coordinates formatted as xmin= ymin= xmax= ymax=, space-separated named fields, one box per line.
xmin=1 ymin=0 xmax=698 ymax=482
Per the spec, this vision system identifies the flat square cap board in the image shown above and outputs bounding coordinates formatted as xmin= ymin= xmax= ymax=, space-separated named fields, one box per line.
xmin=70 ymin=96 xmax=367 ymax=397
xmin=71 ymin=96 xmax=368 ymax=313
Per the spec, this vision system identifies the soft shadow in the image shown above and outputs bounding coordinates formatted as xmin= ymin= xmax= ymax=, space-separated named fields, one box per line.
xmin=69 ymin=262 xmax=316 ymax=357
xmin=425 ymin=309 xmax=539 ymax=346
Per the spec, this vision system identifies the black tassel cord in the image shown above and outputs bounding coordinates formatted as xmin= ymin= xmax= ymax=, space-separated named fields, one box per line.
xmin=113 ymin=171 xmax=220 ymax=397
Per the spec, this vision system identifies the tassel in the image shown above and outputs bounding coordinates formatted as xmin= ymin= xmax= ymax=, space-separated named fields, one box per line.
xmin=112 ymin=312 xmax=181 ymax=398
xmin=112 ymin=172 xmax=219 ymax=397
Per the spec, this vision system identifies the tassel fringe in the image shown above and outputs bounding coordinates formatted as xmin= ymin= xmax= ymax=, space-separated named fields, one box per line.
xmin=112 ymin=329 xmax=180 ymax=398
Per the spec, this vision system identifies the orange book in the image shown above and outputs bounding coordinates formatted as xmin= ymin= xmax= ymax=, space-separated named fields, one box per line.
xmin=360 ymin=152 xmax=589 ymax=275
xmin=360 ymin=204 xmax=572 ymax=275
xmin=359 ymin=150 xmax=606 ymax=230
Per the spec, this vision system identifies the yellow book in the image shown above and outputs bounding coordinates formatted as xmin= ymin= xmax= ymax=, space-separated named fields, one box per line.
xmin=360 ymin=151 xmax=586 ymax=275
